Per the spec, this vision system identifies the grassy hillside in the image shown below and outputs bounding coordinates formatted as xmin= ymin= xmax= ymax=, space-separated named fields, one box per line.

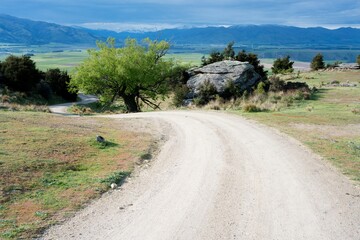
xmin=0 ymin=112 xmax=157 ymax=239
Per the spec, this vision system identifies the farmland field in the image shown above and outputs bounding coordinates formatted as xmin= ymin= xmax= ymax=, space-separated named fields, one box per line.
xmin=1 ymin=42 xmax=359 ymax=71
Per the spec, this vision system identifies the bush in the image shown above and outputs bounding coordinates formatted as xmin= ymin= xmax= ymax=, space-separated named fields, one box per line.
xmin=236 ymin=50 xmax=267 ymax=79
xmin=100 ymin=171 xmax=130 ymax=186
xmin=201 ymin=51 xmax=224 ymax=66
xmin=221 ymin=80 xmax=240 ymax=100
xmin=173 ymin=84 xmax=189 ymax=107
xmin=311 ymin=53 xmax=325 ymax=70
xmin=272 ymin=56 xmax=294 ymax=74
xmin=269 ymin=76 xmax=286 ymax=92
xmin=45 ymin=68 xmax=77 ymax=101
xmin=243 ymin=103 xmax=262 ymax=112
xmin=68 ymin=104 xmax=93 ymax=115
xmin=1 ymin=55 xmax=41 ymax=92
xmin=196 ymin=80 xmax=218 ymax=105
xmin=36 ymin=80 xmax=52 ymax=100
xmin=255 ymin=82 xmax=266 ymax=95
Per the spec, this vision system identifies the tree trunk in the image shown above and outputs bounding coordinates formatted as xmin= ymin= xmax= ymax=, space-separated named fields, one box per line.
xmin=123 ymin=94 xmax=140 ymax=112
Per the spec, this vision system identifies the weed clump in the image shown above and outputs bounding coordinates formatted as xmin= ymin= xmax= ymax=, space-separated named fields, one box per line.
xmin=243 ymin=103 xmax=262 ymax=112
xmin=100 ymin=171 xmax=130 ymax=186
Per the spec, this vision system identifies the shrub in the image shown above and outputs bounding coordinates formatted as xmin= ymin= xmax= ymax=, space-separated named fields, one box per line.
xmin=255 ymin=82 xmax=266 ymax=95
xmin=236 ymin=50 xmax=267 ymax=79
xmin=201 ymin=51 xmax=224 ymax=66
xmin=173 ymin=84 xmax=189 ymax=107
xmin=36 ymin=80 xmax=52 ymax=100
xmin=269 ymin=76 xmax=286 ymax=92
xmin=196 ymin=80 xmax=218 ymax=105
xmin=45 ymin=68 xmax=77 ymax=101
xmin=272 ymin=56 xmax=294 ymax=74
xmin=311 ymin=53 xmax=325 ymax=70
xmin=243 ymin=103 xmax=262 ymax=112
xmin=68 ymin=104 xmax=93 ymax=115
xmin=221 ymin=80 xmax=240 ymax=100
xmin=1 ymin=55 xmax=41 ymax=92
xmin=100 ymin=171 xmax=130 ymax=186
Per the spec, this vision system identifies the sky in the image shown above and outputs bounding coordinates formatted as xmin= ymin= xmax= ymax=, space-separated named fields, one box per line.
xmin=1 ymin=0 xmax=360 ymax=31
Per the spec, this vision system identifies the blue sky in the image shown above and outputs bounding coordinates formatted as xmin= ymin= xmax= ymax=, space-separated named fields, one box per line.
xmin=1 ymin=0 xmax=359 ymax=31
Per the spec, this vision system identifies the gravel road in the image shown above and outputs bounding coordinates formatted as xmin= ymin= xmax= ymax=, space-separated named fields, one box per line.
xmin=42 ymin=111 xmax=360 ymax=240
xmin=49 ymin=94 xmax=98 ymax=114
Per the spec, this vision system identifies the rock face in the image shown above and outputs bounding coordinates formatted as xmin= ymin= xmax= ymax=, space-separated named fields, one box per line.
xmin=187 ymin=60 xmax=262 ymax=96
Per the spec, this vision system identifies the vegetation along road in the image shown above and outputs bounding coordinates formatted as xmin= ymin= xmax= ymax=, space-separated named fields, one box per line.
xmin=43 ymin=111 xmax=360 ymax=240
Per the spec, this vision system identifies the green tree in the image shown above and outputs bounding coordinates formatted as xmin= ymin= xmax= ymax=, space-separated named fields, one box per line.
xmin=223 ymin=41 xmax=235 ymax=60
xmin=311 ymin=53 xmax=325 ymax=70
xmin=201 ymin=51 xmax=224 ymax=66
xmin=1 ymin=55 xmax=41 ymax=92
xmin=235 ymin=50 xmax=267 ymax=79
xmin=357 ymin=55 xmax=360 ymax=66
xmin=45 ymin=68 xmax=78 ymax=101
xmin=70 ymin=38 xmax=174 ymax=112
xmin=272 ymin=55 xmax=294 ymax=74
xmin=201 ymin=41 xmax=236 ymax=66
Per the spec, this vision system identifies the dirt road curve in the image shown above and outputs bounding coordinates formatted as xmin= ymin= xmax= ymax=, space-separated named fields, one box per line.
xmin=49 ymin=94 xmax=98 ymax=114
xmin=42 ymin=111 xmax=360 ymax=240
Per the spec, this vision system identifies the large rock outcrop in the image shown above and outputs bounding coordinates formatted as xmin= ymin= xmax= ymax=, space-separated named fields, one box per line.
xmin=187 ymin=60 xmax=262 ymax=96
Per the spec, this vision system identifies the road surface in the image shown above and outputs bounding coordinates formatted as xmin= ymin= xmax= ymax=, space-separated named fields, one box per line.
xmin=42 ymin=111 xmax=360 ymax=240
xmin=49 ymin=94 xmax=98 ymax=114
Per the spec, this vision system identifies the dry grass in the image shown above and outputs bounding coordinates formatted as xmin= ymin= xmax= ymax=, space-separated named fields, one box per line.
xmin=0 ymin=111 xmax=155 ymax=239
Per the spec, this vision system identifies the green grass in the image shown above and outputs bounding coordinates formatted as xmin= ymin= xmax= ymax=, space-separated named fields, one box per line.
xmin=166 ymin=53 xmax=204 ymax=66
xmin=31 ymin=51 xmax=88 ymax=71
xmin=0 ymin=111 xmax=154 ymax=239
xmin=235 ymin=70 xmax=360 ymax=182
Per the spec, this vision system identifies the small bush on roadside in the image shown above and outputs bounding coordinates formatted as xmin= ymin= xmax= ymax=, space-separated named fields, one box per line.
xmin=221 ymin=80 xmax=241 ymax=100
xmin=68 ymin=104 xmax=93 ymax=115
xmin=255 ymin=81 xmax=266 ymax=95
xmin=195 ymin=80 xmax=218 ymax=106
xmin=173 ymin=84 xmax=189 ymax=107
xmin=243 ymin=103 xmax=262 ymax=112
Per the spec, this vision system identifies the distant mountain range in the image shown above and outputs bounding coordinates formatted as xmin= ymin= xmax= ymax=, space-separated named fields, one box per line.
xmin=0 ymin=14 xmax=97 ymax=44
xmin=97 ymin=26 xmax=360 ymax=47
xmin=1 ymin=14 xmax=360 ymax=47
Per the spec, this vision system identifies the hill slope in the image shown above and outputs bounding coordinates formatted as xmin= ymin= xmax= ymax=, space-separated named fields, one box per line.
xmin=0 ymin=14 xmax=97 ymax=44
xmin=108 ymin=25 xmax=360 ymax=46
xmin=1 ymin=14 xmax=360 ymax=48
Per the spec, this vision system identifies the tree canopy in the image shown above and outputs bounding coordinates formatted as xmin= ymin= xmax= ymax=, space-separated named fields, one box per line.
xmin=311 ymin=53 xmax=325 ymax=70
xmin=235 ymin=50 xmax=267 ymax=79
xmin=272 ymin=56 xmax=294 ymax=74
xmin=0 ymin=55 xmax=41 ymax=92
xmin=45 ymin=68 xmax=78 ymax=101
xmin=223 ymin=41 xmax=235 ymax=60
xmin=201 ymin=44 xmax=267 ymax=80
xmin=70 ymin=38 xmax=175 ymax=112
